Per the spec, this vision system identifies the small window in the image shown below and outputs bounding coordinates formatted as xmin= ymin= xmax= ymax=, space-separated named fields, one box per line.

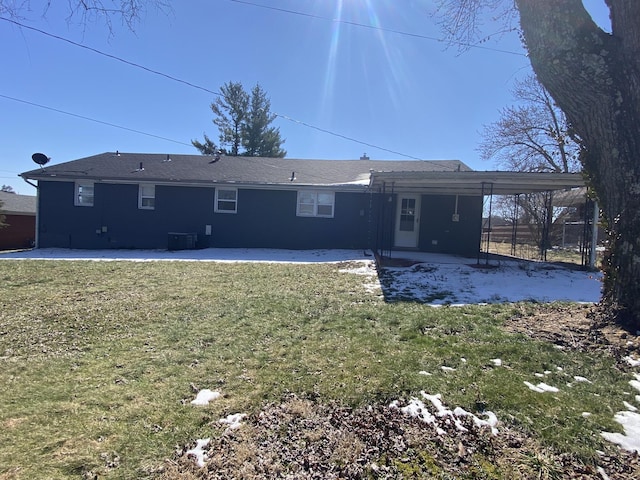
xmin=75 ymin=182 xmax=94 ymax=207
xmin=215 ymin=188 xmax=238 ymax=213
xmin=296 ymin=191 xmax=334 ymax=218
xmin=138 ymin=184 xmax=155 ymax=210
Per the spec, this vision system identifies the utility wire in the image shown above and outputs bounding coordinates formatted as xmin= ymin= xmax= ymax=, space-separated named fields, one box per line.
xmin=0 ymin=17 xmax=221 ymax=98
xmin=228 ymin=0 xmax=525 ymax=57
xmin=277 ymin=114 xmax=421 ymax=160
xmin=0 ymin=93 xmax=194 ymax=147
xmin=0 ymin=16 xmax=441 ymax=160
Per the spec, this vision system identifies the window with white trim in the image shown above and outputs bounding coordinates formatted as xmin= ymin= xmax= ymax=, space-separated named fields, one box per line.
xmin=296 ymin=191 xmax=335 ymax=218
xmin=138 ymin=184 xmax=155 ymax=210
xmin=215 ymin=188 xmax=238 ymax=213
xmin=74 ymin=182 xmax=94 ymax=207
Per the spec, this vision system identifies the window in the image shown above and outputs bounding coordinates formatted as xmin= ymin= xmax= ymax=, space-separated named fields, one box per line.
xmin=296 ymin=191 xmax=335 ymax=218
xmin=138 ymin=184 xmax=155 ymax=210
xmin=215 ymin=188 xmax=238 ymax=213
xmin=399 ymin=198 xmax=416 ymax=231
xmin=75 ymin=182 xmax=94 ymax=207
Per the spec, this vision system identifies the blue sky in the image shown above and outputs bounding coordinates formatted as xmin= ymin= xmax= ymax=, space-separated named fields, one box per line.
xmin=1 ymin=1 xmax=610 ymax=194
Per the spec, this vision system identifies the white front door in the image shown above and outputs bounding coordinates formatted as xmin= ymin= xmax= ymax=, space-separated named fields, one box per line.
xmin=395 ymin=195 xmax=420 ymax=248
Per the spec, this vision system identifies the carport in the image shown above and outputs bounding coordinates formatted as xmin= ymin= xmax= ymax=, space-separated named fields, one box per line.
xmin=368 ymin=170 xmax=595 ymax=266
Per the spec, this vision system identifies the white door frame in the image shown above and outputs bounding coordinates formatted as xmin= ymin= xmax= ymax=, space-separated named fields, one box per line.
xmin=394 ymin=194 xmax=420 ymax=248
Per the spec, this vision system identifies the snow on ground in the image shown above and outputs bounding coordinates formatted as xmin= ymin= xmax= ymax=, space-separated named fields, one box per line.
xmin=389 ymin=391 xmax=500 ymax=436
xmin=184 ymin=438 xmax=210 ymax=468
xmin=190 ymin=389 xmax=221 ymax=406
xmin=601 ymin=372 xmax=640 ymax=454
xmin=524 ymin=381 xmax=560 ymax=393
xmin=0 ymin=247 xmax=373 ymax=264
xmin=219 ymin=413 xmax=247 ymax=432
xmin=377 ymin=253 xmax=602 ymax=305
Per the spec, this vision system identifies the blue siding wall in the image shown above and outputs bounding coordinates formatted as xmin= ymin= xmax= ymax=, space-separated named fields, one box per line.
xmin=211 ymin=190 xmax=370 ymax=249
xmin=417 ymin=195 xmax=482 ymax=256
xmin=37 ymin=181 xmax=372 ymax=250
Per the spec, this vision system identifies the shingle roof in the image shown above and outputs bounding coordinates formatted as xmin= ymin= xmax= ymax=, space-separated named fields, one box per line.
xmin=20 ymin=152 xmax=471 ymax=188
xmin=0 ymin=191 xmax=36 ymax=215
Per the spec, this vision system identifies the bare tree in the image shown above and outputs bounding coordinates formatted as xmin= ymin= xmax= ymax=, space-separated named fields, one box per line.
xmin=480 ymin=75 xmax=582 ymax=258
xmin=0 ymin=1 xmax=171 ymax=33
xmin=480 ymin=75 xmax=580 ymax=173
xmin=436 ymin=0 xmax=640 ymax=329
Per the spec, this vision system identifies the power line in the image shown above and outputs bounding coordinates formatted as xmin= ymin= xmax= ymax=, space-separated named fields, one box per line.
xmin=0 ymin=17 xmax=221 ymax=98
xmin=0 ymin=94 xmax=194 ymax=147
xmin=227 ymin=0 xmax=525 ymax=57
xmin=0 ymin=16 xmax=425 ymax=159
xmin=277 ymin=114 xmax=421 ymax=160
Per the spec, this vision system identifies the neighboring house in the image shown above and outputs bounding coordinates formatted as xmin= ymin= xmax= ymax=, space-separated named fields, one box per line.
xmin=19 ymin=152 xmax=585 ymax=256
xmin=0 ymin=191 xmax=36 ymax=250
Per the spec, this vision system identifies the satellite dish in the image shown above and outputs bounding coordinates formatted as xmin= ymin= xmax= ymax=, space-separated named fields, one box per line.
xmin=32 ymin=153 xmax=50 ymax=166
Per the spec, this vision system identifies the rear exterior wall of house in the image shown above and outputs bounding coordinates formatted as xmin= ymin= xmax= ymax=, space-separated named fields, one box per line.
xmin=36 ymin=181 xmax=372 ymax=250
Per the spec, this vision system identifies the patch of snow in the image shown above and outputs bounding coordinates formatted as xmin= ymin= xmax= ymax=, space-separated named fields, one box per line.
xmin=190 ymin=389 xmax=221 ymax=406
xmin=490 ymin=358 xmax=502 ymax=367
xmin=524 ymin=381 xmax=559 ymax=393
xmin=623 ymin=401 xmax=637 ymax=412
xmin=418 ymin=371 xmax=432 ymax=376
xmin=390 ymin=391 xmax=498 ymax=436
xmin=390 ymin=398 xmax=437 ymax=427
xmin=573 ymin=376 xmax=592 ymax=384
xmin=219 ymin=413 xmax=246 ymax=431
xmin=463 ymin=409 xmax=499 ymax=436
xmin=441 ymin=366 xmax=456 ymax=372
xmin=602 ymin=372 xmax=640 ymax=453
xmin=185 ymin=438 xmax=210 ymax=467
xmin=601 ymin=411 xmax=640 ymax=453
xmin=339 ymin=264 xmax=376 ymax=276
xmin=582 ymin=412 xmax=592 ymax=418
xmin=625 ymin=356 xmax=640 ymax=368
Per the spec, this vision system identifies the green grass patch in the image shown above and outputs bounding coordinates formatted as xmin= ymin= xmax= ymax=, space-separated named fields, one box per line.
xmin=0 ymin=260 xmax=632 ymax=478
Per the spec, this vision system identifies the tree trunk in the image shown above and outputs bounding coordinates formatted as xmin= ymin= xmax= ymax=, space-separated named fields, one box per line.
xmin=515 ymin=0 xmax=640 ymax=329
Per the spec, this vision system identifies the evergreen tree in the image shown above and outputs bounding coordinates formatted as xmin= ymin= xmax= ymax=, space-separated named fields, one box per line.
xmin=193 ymin=82 xmax=286 ymax=158
xmin=242 ymin=84 xmax=286 ymax=157
xmin=191 ymin=133 xmax=218 ymax=155
xmin=213 ymin=81 xmax=249 ymax=156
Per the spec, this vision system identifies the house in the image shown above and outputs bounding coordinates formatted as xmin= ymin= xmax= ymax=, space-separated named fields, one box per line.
xmin=0 ymin=191 xmax=36 ymax=250
xmin=19 ymin=152 xmax=586 ymax=256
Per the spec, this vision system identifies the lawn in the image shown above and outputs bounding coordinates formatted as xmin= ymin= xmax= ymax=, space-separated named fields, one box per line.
xmin=0 ymin=259 xmax=637 ymax=479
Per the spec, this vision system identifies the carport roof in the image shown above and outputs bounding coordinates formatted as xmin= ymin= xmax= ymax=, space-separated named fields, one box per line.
xmin=369 ymin=170 xmax=586 ymax=196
